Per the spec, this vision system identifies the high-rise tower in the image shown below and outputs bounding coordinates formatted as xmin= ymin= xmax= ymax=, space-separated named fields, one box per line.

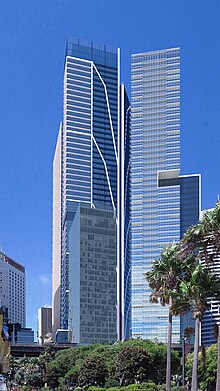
xmin=131 ymin=48 xmax=200 ymax=342
xmin=0 ymin=251 xmax=26 ymax=327
xmin=52 ymin=39 xmax=131 ymax=343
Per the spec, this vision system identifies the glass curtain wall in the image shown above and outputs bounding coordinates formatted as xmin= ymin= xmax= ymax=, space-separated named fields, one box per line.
xmin=131 ymin=48 xmax=181 ymax=342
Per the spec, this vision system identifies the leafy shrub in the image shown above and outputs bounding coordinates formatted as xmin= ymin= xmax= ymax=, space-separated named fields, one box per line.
xmin=141 ymin=382 xmax=158 ymax=390
xmin=115 ymin=346 xmax=149 ymax=385
xmin=88 ymin=388 xmax=106 ymax=391
xmin=104 ymin=378 xmax=120 ymax=388
xmin=126 ymin=384 xmax=149 ymax=390
xmin=78 ymin=356 xmax=108 ymax=387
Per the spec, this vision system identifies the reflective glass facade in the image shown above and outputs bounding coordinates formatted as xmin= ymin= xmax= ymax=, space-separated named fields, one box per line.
xmin=60 ymin=39 xmax=119 ymax=330
xmin=159 ymin=174 xmax=200 ymax=343
xmin=123 ymin=88 xmax=131 ymax=340
xmin=53 ymin=39 xmax=131 ymax=341
xmin=131 ymin=48 xmax=200 ymax=342
xmin=118 ymin=85 xmax=131 ymax=340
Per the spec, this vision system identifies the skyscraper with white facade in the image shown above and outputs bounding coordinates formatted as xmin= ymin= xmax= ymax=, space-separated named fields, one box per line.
xmin=131 ymin=48 xmax=200 ymax=342
xmin=52 ymin=39 xmax=131 ymax=343
xmin=0 ymin=251 xmax=25 ymax=327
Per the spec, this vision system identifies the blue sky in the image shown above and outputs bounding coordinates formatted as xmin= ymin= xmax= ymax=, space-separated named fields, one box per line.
xmin=0 ymin=0 xmax=219 ymax=335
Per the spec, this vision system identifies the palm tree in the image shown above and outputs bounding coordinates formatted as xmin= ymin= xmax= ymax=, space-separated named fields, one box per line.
xmin=146 ymin=244 xmax=196 ymax=391
xmin=180 ymin=200 xmax=220 ymax=260
xmin=180 ymin=200 xmax=220 ymax=391
xmin=171 ymin=264 xmax=220 ymax=391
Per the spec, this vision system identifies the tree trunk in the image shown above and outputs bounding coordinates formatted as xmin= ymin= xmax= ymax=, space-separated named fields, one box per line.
xmin=166 ymin=296 xmax=172 ymax=391
xmin=191 ymin=316 xmax=200 ymax=391
xmin=216 ymin=323 xmax=220 ymax=391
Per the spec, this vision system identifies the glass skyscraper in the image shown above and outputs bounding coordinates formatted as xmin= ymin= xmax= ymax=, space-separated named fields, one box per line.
xmin=52 ymin=39 xmax=131 ymax=342
xmin=118 ymin=84 xmax=131 ymax=340
xmin=131 ymin=48 xmax=200 ymax=342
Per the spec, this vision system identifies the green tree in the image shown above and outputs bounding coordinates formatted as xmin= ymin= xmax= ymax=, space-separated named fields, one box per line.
xmin=78 ymin=356 xmax=108 ymax=387
xmin=186 ymin=343 xmax=218 ymax=391
xmin=45 ymin=361 xmax=61 ymax=390
xmin=13 ymin=357 xmax=43 ymax=388
xmin=180 ymin=201 xmax=220 ymax=261
xmin=180 ymin=200 xmax=220 ymax=391
xmin=171 ymin=265 xmax=220 ymax=391
xmin=114 ymin=346 xmax=149 ymax=385
xmin=38 ymin=350 xmax=53 ymax=385
xmin=7 ymin=340 xmax=181 ymax=389
xmin=146 ymin=244 xmax=195 ymax=391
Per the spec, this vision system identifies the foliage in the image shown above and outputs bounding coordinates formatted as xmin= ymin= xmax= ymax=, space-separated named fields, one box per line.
xmin=170 ymin=265 xmax=220 ymax=319
xmin=7 ymin=339 xmax=180 ymax=389
xmin=78 ymin=355 xmax=108 ymax=387
xmin=13 ymin=357 xmax=44 ymax=388
xmin=114 ymin=346 xmax=148 ymax=385
xmin=170 ymin=264 xmax=220 ymax=391
xmin=7 ymin=349 xmax=54 ymax=389
xmin=146 ymin=244 xmax=196 ymax=304
xmin=44 ymin=339 xmax=180 ymax=387
xmin=186 ymin=343 xmax=218 ymax=391
xmin=180 ymin=200 xmax=220 ymax=260
xmin=146 ymin=244 xmax=190 ymax=390
xmin=88 ymin=384 xmax=159 ymax=391
xmin=86 ymin=384 xmax=185 ymax=391
xmin=44 ymin=360 xmax=62 ymax=389
xmin=179 ymin=200 xmax=220 ymax=391
xmin=104 ymin=378 xmax=120 ymax=388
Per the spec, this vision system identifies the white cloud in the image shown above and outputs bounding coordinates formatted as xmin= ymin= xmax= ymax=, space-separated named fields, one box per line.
xmin=38 ymin=274 xmax=51 ymax=285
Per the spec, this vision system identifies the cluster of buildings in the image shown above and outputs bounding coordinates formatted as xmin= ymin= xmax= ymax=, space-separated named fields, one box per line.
xmin=0 ymin=251 xmax=52 ymax=345
xmin=0 ymin=38 xmax=219 ymax=348
xmin=51 ymin=39 xmax=201 ymax=345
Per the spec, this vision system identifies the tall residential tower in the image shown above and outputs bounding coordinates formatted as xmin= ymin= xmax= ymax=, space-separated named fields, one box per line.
xmin=131 ymin=48 xmax=200 ymax=342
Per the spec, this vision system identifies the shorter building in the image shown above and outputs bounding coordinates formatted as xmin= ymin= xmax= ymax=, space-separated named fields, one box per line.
xmin=201 ymin=300 xmax=220 ymax=346
xmin=158 ymin=171 xmax=200 ymax=344
xmin=68 ymin=205 xmax=117 ymax=344
xmin=16 ymin=328 xmax=34 ymax=345
xmin=0 ymin=251 xmax=25 ymax=327
xmin=38 ymin=306 xmax=52 ymax=345
xmin=200 ymin=209 xmax=220 ymax=346
xmin=56 ymin=329 xmax=68 ymax=344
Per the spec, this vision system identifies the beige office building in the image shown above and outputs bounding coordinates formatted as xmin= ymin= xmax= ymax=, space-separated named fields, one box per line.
xmin=38 ymin=305 xmax=52 ymax=345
